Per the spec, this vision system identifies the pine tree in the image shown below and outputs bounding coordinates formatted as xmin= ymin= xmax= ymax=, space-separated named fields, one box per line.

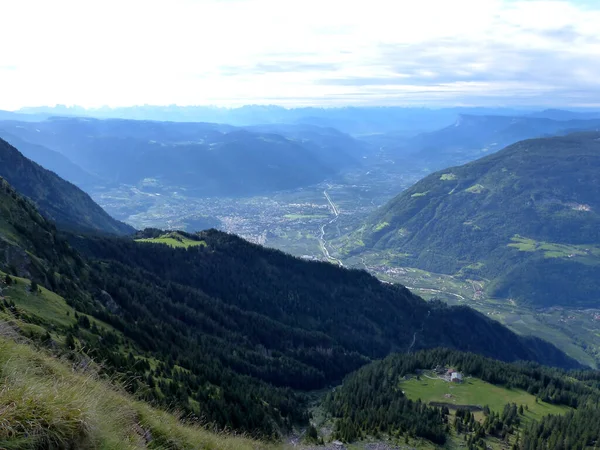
xmin=65 ymin=332 xmax=76 ymax=350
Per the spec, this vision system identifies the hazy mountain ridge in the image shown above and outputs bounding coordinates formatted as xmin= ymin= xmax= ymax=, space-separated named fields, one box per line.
xmin=372 ymin=114 xmax=600 ymax=172
xmin=0 ymin=117 xmax=366 ymax=196
xmin=527 ymin=109 xmax=600 ymax=121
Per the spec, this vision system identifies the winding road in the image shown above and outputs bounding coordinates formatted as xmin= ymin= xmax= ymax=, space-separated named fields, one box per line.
xmin=319 ymin=188 xmax=344 ymax=266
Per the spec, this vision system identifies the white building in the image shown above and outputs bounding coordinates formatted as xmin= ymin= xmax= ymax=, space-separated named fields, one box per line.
xmin=451 ymin=372 xmax=463 ymax=383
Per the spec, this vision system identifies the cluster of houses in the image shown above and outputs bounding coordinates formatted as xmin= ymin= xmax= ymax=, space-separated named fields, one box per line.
xmin=433 ymin=365 xmax=463 ymax=383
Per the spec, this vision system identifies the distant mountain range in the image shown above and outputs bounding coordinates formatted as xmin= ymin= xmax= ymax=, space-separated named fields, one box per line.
xmin=15 ymin=105 xmax=543 ymax=135
xmin=350 ymin=132 xmax=600 ymax=307
xmin=527 ymin=109 xmax=600 ymax=121
xmin=0 ymin=117 xmax=367 ymax=196
xmin=0 ymin=137 xmax=134 ymax=235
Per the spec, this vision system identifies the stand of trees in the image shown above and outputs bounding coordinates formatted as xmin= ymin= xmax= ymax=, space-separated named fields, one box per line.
xmin=324 ymin=349 xmax=600 ymax=446
xmin=518 ymin=408 xmax=600 ymax=450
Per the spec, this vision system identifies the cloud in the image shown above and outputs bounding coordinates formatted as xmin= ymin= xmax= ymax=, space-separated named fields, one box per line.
xmin=0 ymin=0 xmax=599 ymax=108
xmin=219 ymin=61 xmax=343 ymax=76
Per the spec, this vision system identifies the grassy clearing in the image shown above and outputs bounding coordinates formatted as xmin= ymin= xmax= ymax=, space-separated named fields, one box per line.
xmin=0 ymin=336 xmax=276 ymax=450
xmin=0 ymin=220 xmax=20 ymax=246
xmin=136 ymin=232 xmax=207 ymax=249
xmin=465 ymin=184 xmax=486 ymax=194
xmin=508 ymin=235 xmax=600 ymax=263
xmin=372 ymin=221 xmax=390 ymax=232
xmin=401 ymin=374 xmax=568 ymax=422
xmin=440 ymin=173 xmax=457 ymax=181
xmin=1 ymin=273 xmax=76 ymax=328
xmin=411 ymin=191 xmax=429 ymax=198
xmin=0 ymin=272 xmax=116 ymax=338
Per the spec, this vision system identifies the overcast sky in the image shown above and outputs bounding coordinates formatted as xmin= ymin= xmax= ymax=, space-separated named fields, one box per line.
xmin=1 ymin=0 xmax=599 ymax=109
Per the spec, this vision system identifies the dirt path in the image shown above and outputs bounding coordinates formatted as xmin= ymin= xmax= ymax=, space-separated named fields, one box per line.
xmin=407 ymin=310 xmax=430 ymax=353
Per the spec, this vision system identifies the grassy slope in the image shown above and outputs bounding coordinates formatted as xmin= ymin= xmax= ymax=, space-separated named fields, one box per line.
xmin=0 ymin=336 xmax=275 ymax=450
xmin=507 ymin=235 xmax=600 ymax=265
xmin=0 ymin=271 xmax=117 ymax=338
xmin=401 ymin=373 xmax=567 ymax=421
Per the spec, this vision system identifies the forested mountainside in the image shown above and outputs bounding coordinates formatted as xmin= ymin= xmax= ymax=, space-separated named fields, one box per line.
xmin=0 ymin=138 xmax=133 ymax=235
xmin=351 ymin=132 xmax=600 ymax=307
xmin=325 ymin=348 xmax=600 ymax=449
xmin=0 ymin=117 xmax=366 ymax=196
xmin=0 ymin=174 xmax=581 ymax=439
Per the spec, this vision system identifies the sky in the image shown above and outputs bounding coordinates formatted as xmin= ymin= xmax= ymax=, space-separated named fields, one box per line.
xmin=1 ymin=0 xmax=600 ymax=109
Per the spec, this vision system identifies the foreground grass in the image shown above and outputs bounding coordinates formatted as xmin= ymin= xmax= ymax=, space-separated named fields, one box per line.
xmin=0 ymin=336 xmax=275 ymax=450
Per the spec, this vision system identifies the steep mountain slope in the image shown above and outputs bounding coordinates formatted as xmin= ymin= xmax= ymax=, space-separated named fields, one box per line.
xmin=0 ymin=117 xmax=363 ymax=196
xmin=353 ymin=132 xmax=600 ymax=306
xmin=0 ymin=131 xmax=99 ymax=188
xmin=0 ymin=138 xmax=134 ymax=235
xmin=0 ymin=176 xmax=582 ymax=439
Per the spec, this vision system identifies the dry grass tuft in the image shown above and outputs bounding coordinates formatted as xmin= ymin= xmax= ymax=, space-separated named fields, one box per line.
xmin=0 ymin=337 xmax=277 ymax=449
